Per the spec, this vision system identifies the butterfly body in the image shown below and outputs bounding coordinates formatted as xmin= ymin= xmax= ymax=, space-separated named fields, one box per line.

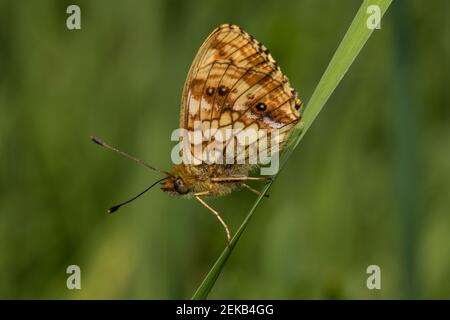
xmin=161 ymin=163 xmax=252 ymax=198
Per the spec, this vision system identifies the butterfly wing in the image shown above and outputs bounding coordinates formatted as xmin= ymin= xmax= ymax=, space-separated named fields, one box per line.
xmin=179 ymin=24 xmax=303 ymax=164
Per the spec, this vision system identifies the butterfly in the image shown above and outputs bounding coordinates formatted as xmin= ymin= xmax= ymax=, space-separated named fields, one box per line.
xmin=91 ymin=24 xmax=303 ymax=243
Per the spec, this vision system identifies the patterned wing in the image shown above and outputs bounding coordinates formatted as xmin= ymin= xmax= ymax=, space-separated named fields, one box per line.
xmin=179 ymin=24 xmax=303 ymax=164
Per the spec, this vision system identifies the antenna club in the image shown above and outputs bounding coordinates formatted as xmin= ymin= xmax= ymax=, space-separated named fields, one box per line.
xmin=90 ymin=136 xmax=104 ymax=146
xmin=107 ymin=206 xmax=119 ymax=214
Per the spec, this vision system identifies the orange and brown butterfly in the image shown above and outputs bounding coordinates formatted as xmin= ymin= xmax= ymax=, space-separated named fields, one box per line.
xmin=91 ymin=24 xmax=303 ymax=243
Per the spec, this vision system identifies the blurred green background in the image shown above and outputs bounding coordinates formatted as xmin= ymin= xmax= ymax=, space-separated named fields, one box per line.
xmin=0 ymin=0 xmax=449 ymax=299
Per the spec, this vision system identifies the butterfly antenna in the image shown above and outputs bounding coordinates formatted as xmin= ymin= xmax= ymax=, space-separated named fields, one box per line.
xmin=107 ymin=177 xmax=168 ymax=213
xmin=90 ymin=136 xmax=172 ymax=176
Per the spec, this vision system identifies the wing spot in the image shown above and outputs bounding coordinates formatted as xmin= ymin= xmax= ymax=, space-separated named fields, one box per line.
xmin=206 ymin=87 xmax=215 ymax=96
xmin=218 ymin=85 xmax=229 ymax=96
xmin=293 ymin=96 xmax=303 ymax=111
xmin=255 ymin=102 xmax=267 ymax=112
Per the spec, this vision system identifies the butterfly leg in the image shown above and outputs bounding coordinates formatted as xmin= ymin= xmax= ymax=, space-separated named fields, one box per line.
xmin=242 ymin=183 xmax=269 ymax=198
xmin=194 ymin=193 xmax=231 ymax=244
xmin=211 ymin=176 xmax=273 ymax=182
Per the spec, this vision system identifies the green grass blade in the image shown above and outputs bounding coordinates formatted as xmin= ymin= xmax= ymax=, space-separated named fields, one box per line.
xmin=192 ymin=0 xmax=392 ymax=300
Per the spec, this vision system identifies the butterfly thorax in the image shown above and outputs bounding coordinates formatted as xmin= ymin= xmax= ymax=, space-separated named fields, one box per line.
xmin=160 ymin=163 xmax=251 ymax=198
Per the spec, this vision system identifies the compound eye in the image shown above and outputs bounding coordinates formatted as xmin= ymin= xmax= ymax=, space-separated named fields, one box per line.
xmin=174 ymin=178 xmax=189 ymax=194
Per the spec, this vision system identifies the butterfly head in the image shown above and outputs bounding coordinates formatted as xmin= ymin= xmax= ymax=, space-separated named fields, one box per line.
xmin=160 ymin=174 xmax=192 ymax=196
